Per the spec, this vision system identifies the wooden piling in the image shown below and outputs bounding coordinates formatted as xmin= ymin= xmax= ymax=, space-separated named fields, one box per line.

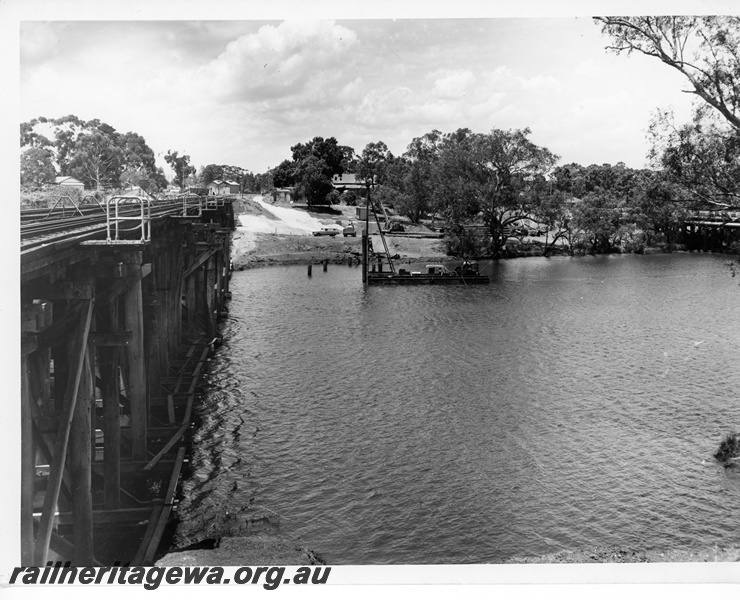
xmin=205 ymin=255 xmax=216 ymax=338
xmin=20 ymin=356 xmax=34 ymax=566
xmin=35 ymin=299 xmax=93 ymax=566
xmin=185 ymin=258 xmax=197 ymax=336
xmin=21 ymin=197 xmax=236 ymax=566
xmin=69 ymin=347 xmax=94 ymax=565
xmin=96 ymin=297 xmax=121 ymax=509
xmin=123 ymin=275 xmax=147 ymax=461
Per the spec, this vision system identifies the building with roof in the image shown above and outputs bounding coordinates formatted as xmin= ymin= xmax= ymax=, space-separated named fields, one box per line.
xmin=331 ymin=173 xmax=365 ymax=193
xmin=55 ymin=176 xmax=85 ymax=190
xmin=207 ymin=180 xmax=240 ymax=195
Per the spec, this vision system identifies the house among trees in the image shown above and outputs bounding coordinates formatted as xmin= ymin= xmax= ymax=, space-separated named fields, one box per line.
xmin=55 ymin=176 xmax=85 ymax=191
xmin=272 ymin=187 xmax=293 ymax=202
xmin=331 ymin=173 xmax=365 ymax=193
xmin=207 ymin=179 xmax=240 ymax=195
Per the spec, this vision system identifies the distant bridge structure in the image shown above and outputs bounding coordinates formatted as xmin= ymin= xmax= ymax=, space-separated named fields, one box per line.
xmin=683 ymin=208 xmax=740 ymax=251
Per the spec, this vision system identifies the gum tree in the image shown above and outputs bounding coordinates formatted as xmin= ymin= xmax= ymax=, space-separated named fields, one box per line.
xmin=597 ymin=17 xmax=740 ymax=208
xmin=20 ymin=147 xmax=56 ymax=187
xmin=68 ymin=130 xmax=123 ymax=191
xmin=595 ymin=16 xmax=740 ymax=130
xmin=434 ymin=127 xmax=559 ymax=257
xmin=165 ymin=150 xmax=196 ymax=190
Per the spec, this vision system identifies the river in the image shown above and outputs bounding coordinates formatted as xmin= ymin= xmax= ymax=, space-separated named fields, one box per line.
xmin=172 ymin=252 xmax=740 ymax=564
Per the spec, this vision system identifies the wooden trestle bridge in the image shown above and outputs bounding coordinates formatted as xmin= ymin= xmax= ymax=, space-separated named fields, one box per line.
xmin=20 ymin=193 xmax=235 ymax=566
xmin=683 ymin=208 xmax=740 ymax=250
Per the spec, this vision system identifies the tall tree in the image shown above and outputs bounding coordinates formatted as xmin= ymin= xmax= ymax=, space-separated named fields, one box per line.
xmin=67 ymin=130 xmax=123 ymax=191
xmin=282 ymin=136 xmax=350 ymax=206
xmin=435 ymin=127 xmax=559 ymax=257
xmin=20 ymin=147 xmax=56 ymax=187
xmin=648 ymin=109 xmax=740 ymax=205
xmin=626 ymin=172 xmax=689 ymax=246
xmin=165 ymin=150 xmax=196 ymax=190
xmin=200 ymin=164 xmax=224 ymax=185
xmin=119 ymin=131 xmax=166 ymax=192
xmin=595 ymin=16 xmax=740 ymax=130
xmin=357 ymin=141 xmax=393 ymax=185
xmin=271 ymin=160 xmax=296 ymax=188
xmin=294 ymin=154 xmax=335 ymax=207
xmin=21 ymin=115 xmax=167 ymax=192
xmin=401 ymin=130 xmax=444 ymax=224
xmin=291 ymin=136 xmax=346 ymax=179
xmin=571 ymin=191 xmax=623 ymax=252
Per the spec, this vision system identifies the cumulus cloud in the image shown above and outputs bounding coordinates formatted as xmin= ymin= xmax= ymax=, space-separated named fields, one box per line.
xmin=201 ymin=20 xmax=358 ymax=104
xmin=431 ymin=69 xmax=475 ymax=99
xmin=20 ymin=22 xmax=59 ymax=66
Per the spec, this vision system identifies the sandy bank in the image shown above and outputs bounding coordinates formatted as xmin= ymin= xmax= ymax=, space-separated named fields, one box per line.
xmin=231 ymin=196 xmax=450 ymax=269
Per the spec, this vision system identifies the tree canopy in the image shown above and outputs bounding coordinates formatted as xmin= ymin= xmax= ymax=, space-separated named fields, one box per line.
xmin=597 ymin=17 xmax=740 ymax=208
xmin=164 ymin=150 xmax=196 ymax=190
xmin=272 ymin=136 xmax=352 ymax=206
xmin=433 ymin=127 xmax=559 ymax=256
xmin=20 ymin=147 xmax=56 ymax=188
xmin=20 ymin=115 xmax=167 ymax=192
xmin=595 ymin=16 xmax=740 ymax=130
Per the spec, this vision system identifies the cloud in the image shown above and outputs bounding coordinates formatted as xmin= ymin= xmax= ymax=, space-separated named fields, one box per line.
xmin=20 ymin=23 xmax=59 ymax=66
xmin=201 ymin=20 xmax=358 ymax=104
xmin=431 ymin=70 xmax=475 ymax=99
xmin=516 ymin=74 xmax=562 ymax=93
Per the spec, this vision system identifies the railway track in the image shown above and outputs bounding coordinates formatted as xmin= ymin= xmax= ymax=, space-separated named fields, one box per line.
xmin=20 ymin=204 xmax=106 ymax=224
xmin=21 ymin=201 xmax=191 ymax=250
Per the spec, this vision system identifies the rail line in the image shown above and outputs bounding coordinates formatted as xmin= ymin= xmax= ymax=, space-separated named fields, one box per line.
xmin=21 ymin=201 xmax=195 ymax=250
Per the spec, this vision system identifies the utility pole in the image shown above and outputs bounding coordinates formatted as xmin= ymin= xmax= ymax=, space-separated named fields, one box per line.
xmin=362 ymin=178 xmax=373 ymax=284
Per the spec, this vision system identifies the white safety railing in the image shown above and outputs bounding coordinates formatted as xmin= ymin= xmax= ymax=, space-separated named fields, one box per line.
xmin=106 ymin=196 xmax=152 ymax=242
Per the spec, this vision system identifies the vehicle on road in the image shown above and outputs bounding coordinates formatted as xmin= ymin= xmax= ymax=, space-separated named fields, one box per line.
xmin=343 ymin=222 xmax=357 ymax=237
xmin=313 ymin=227 xmax=341 ymax=237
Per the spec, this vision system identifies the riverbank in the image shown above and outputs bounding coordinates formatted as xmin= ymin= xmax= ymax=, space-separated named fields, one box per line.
xmin=230 ymin=196 xmax=452 ymax=269
xmin=229 ymin=197 xmax=709 ymax=269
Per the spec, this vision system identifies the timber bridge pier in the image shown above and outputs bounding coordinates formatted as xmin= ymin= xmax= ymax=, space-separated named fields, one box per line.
xmin=683 ymin=208 xmax=740 ymax=251
xmin=20 ymin=193 xmax=235 ymax=566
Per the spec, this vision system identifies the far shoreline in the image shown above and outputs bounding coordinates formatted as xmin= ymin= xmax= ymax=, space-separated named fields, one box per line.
xmin=229 ymin=229 xmax=732 ymax=272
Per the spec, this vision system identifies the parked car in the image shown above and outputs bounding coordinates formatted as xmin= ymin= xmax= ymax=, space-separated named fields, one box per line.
xmin=343 ymin=222 xmax=357 ymax=237
xmin=313 ymin=227 xmax=340 ymax=237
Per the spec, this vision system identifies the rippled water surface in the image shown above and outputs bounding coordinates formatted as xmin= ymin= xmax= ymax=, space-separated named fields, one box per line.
xmin=175 ymin=253 xmax=740 ymax=564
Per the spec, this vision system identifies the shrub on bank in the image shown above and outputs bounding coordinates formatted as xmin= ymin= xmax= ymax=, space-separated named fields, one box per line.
xmin=21 ymin=186 xmax=85 ymax=208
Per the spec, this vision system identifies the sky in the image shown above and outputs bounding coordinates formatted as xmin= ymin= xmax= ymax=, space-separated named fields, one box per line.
xmin=12 ymin=1 xmax=739 ymax=181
